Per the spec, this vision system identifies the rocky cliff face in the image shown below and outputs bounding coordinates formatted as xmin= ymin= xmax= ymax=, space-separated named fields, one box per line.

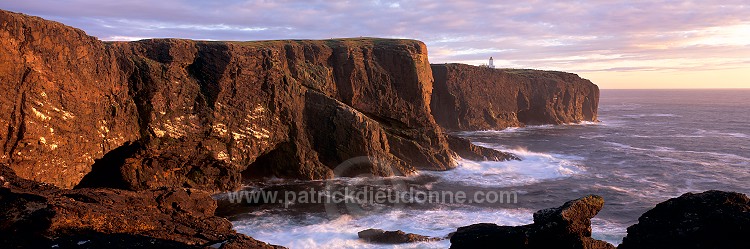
xmin=0 ymin=10 xmax=516 ymax=191
xmin=0 ymin=10 xmax=140 ymax=189
xmin=431 ymin=63 xmax=599 ymax=130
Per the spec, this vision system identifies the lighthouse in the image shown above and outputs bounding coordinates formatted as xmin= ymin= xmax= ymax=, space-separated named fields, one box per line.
xmin=489 ymin=57 xmax=495 ymax=68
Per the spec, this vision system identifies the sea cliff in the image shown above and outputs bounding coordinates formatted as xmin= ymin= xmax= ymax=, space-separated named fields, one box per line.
xmin=0 ymin=10 xmax=525 ymax=191
xmin=0 ymin=9 xmax=610 ymax=248
xmin=431 ymin=63 xmax=599 ymax=130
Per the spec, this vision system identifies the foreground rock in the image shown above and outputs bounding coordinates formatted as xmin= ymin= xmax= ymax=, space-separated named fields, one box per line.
xmin=0 ymin=10 xmax=517 ymax=191
xmin=619 ymin=190 xmax=750 ymax=249
xmin=0 ymin=164 xmax=282 ymax=249
xmin=450 ymin=195 xmax=614 ymax=249
xmin=431 ymin=63 xmax=599 ymax=130
xmin=358 ymin=228 xmax=440 ymax=244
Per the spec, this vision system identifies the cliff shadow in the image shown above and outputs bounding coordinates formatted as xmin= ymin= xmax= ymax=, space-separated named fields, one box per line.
xmin=9 ymin=232 xmax=201 ymax=249
xmin=515 ymin=90 xmax=536 ymax=124
xmin=429 ymin=64 xmax=460 ymax=130
xmin=241 ymin=141 xmax=311 ymax=180
xmin=75 ymin=141 xmax=143 ymax=189
xmin=187 ymin=42 xmax=231 ymax=111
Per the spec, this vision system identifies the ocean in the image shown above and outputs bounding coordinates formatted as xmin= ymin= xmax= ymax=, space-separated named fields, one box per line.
xmin=216 ymin=89 xmax=750 ymax=248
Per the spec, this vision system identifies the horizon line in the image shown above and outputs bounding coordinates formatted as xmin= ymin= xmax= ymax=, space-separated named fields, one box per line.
xmin=599 ymin=88 xmax=750 ymax=90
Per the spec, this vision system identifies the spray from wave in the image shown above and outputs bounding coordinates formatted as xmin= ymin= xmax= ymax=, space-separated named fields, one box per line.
xmin=426 ymin=145 xmax=585 ymax=188
xmin=232 ymin=208 xmax=533 ymax=249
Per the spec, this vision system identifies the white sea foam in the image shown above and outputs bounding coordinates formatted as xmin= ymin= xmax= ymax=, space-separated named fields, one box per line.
xmin=590 ymin=181 xmax=672 ymax=203
xmin=452 ymin=126 xmax=550 ymax=136
xmin=694 ymin=129 xmax=749 ymax=139
xmin=233 ymin=208 xmax=533 ymax=249
xmin=628 ymin=134 xmax=707 ymax=138
xmin=591 ymin=218 xmax=628 ymax=245
xmin=425 ymin=146 xmax=585 ymax=188
xmin=579 ymin=134 xmax=608 ymax=139
xmin=453 ymin=122 xmax=604 ymax=137
xmin=603 ymin=141 xmax=750 ymax=163
xmin=601 ymin=140 xmax=750 ymax=193
xmin=566 ymin=121 xmax=603 ymax=126
xmin=598 ymin=103 xmax=643 ymax=112
xmin=234 ymin=205 xmax=625 ymax=248
xmin=622 ymin=113 xmax=681 ymax=118
xmin=595 ymin=117 xmax=628 ymax=127
xmin=453 ymin=122 xmax=606 ymax=140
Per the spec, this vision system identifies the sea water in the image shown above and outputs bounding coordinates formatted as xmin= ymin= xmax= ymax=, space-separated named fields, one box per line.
xmin=216 ymin=89 xmax=750 ymax=248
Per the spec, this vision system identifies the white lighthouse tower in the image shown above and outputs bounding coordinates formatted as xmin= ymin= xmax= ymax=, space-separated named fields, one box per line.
xmin=489 ymin=57 xmax=495 ymax=68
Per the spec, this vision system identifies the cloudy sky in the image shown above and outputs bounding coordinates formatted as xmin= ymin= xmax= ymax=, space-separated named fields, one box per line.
xmin=2 ymin=1 xmax=749 ymax=89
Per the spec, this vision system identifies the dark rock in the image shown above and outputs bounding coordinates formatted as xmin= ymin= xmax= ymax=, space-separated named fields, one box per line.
xmin=358 ymin=228 xmax=439 ymax=244
xmin=447 ymin=135 xmax=520 ymax=161
xmin=450 ymin=195 xmax=614 ymax=249
xmin=219 ymin=233 xmax=285 ymax=249
xmin=0 ymin=164 xmax=283 ymax=249
xmin=32 ymin=233 xmax=205 ymax=249
xmin=619 ymin=190 xmax=750 ymax=249
xmin=451 ymin=223 xmax=529 ymax=248
xmin=528 ymin=195 xmax=612 ymax=249
xmin=75 ymin=140 xmax=242 ymax=192
xmin=431 ymin=63 xmax=599 ymax=131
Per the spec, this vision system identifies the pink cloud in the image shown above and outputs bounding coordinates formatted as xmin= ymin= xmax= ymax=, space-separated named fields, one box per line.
xmin=1 ymin=0 xmax=748 ymax=74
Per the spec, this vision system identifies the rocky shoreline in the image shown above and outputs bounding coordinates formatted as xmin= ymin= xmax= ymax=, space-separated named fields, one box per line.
xmin=353 ymin=191 xmax=750 ymax=249
xmin=1 ymin=9 xmax=746 ymax=249
xmin=5 ymin=159 xmax=749 ymax=248
xmin=4 ymin=162 xmax=749 ymax=248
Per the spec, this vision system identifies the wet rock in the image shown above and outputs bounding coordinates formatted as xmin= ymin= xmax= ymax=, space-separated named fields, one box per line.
xmin=431 ymin=63 xmax=599 ymax=131
xmin=219 ymin=233 xmax=286 ymax=249
xmin=619 ymin=190 xmax=750 ymax=249
xmin=358 ymin=228 xmax=439 ymax=244
xmin=447 ymin=135 xmax=519 ymax=161
xmin=0 ymin=164 xmax=283 ymax=249
xmin=450 ymin=195 xmax=615 ymax=249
